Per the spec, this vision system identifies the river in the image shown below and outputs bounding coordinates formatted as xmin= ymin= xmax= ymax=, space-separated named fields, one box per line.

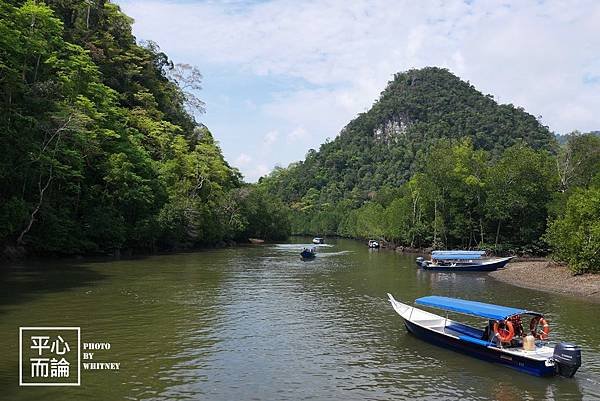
xmin=1 ymin=238 xmax=599 ymax=400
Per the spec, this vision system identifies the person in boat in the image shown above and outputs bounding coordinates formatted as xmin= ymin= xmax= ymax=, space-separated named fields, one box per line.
xmin=509 ymin=314 xmax=525 ymax=338
xmin=483 ymin=320 xmax=495 ymax=342
xmin=482 ymin=314 xmax=527 ymax=347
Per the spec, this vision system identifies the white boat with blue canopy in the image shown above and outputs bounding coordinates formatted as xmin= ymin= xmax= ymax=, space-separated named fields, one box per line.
xmin=387 ymin=294 xmax=582 ymax=377
xmin=416 ymin=250 xmax=512 ymax=271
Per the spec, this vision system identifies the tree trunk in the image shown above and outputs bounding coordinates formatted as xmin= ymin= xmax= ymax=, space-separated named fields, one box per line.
xmin=86 ymin=5 xmax=91 ymax=29
xmin=433 ymin=199 xmax=438 ymax=245
xmin=17 ymin=172 xmax=52 ymax=246
xmin=33 ymin=54 xmax=41 ymax=83
xmin=410 ymin=193 xmax=418 ymax=248
xmin=479 ymin=217 xmax=484 ymax=246
xmin=16 ymin=114 xmax=74 ymax=245
xmin=7 ymin=90 xmax=12 ymax=126
xmin=495 ymin=221 xmax=501 ymax=250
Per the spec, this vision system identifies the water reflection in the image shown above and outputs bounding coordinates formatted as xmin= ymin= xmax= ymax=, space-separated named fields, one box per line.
xmin=416 ymin=268 xmax=489 ymax=294
xmin=1 ymin=239 xmax=599 ymax=400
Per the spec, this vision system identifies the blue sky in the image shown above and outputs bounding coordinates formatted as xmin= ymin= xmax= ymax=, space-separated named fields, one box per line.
xmin=117 ymin=0 xmax=600 ymax=182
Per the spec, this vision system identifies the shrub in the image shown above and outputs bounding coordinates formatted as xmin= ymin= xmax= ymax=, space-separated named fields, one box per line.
xmin=545 ymin=187 xmax=600 ymax=273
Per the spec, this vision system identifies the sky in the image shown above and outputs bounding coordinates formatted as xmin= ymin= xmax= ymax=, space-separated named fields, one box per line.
xmin=117 ymin=0 xmax=600 ymax=182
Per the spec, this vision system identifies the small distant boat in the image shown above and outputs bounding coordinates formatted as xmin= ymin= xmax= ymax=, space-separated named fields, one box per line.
xmin=312 ymin=237 xmax=324 ymax=244
xmin=387 ymin=294 xmax=582 ymax=377
xmin=368 ymin=240 xmax=380 ymax=249
xmin=248 ymin=238 xmax=265 ymax=244
xmin=301 ymin=247 xmax=317 ymax=260
xmin=416 ymin=250 xmax=513 ymax=272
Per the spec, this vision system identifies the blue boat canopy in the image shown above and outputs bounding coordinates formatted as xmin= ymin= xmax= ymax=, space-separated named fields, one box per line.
xmin=415 ymin=296 xmax=541 ymax=320
xmin=432 ymin=250 xmax=485 ymax=260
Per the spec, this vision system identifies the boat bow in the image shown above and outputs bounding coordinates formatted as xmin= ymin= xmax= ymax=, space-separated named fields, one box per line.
xmin=387 ymin=293 xmax=413 ymax=320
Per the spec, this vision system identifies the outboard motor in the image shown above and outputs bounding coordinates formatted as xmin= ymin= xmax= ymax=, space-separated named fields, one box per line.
xmin=553 ymin=342 xmax=582 ymax=377
xmin=416 ymin=257 xmax=424 ymax=268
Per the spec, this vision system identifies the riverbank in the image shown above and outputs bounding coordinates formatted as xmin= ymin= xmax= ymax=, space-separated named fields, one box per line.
xmin=489 ymin=259 xmax=600 ymax=301
xmin=1 ymin=239 xmax=241 ymax=265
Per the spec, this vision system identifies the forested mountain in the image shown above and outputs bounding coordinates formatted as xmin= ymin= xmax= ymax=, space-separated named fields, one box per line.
xmin=261 ymin=68 xmax=600 ymax=272
xmin=0 ymin=0 xmax=289 ymax=257
xmin=263 ymin=67 xmax=555 ymax=205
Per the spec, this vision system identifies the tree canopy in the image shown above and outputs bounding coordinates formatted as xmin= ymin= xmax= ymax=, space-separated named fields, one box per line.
xmin=260 ymin=68 xmax=599 ymax=272
xmin=0 ymin=0 xmax=290 ymax=257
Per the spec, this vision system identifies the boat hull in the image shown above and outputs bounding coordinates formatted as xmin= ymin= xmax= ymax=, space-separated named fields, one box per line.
xmin=300 ymin=250 xmax=316 ymax=260
xmin=403 ymin=319 xmax=555 ymax=377
xmin=417 ymin=257 xmax=513 ymax=272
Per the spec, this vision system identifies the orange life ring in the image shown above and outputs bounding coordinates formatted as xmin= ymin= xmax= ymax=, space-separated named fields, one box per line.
xmin=493 ymin=320 xmax=515 ymax=343
xmin=530 ymin=316 xmax=550 ymax=340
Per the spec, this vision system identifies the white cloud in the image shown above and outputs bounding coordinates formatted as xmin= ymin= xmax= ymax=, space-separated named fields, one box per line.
xmin=263 ymin=130 xmax=279 ymax=147
xmin=244 ymin=99 xmax=257 ymax=110
xmin=119 ymin=0 xmax=600 ymax=181
xmin=287 ymin=127 xmax=309 ymax=143
xmin=245 ymin=164 xmax=271 ymax=182
xmin=234 ymin=152 xmax=252 ymax=166
xmin=263 ymin=87 xmax=369 ymax=150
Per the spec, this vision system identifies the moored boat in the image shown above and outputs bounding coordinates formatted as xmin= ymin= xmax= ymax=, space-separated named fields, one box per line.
xmin=312 ymin=237 xmax=324 ymax=244
xmin=416 ymin=250 xmax=512 ymax=271
xmin=301 ymin=247 xmax=317 ymax=260
xmin=368 ymin=239 xmax=380 ymax=249
xmin=387 ymin=294 xmax=582 ymax=377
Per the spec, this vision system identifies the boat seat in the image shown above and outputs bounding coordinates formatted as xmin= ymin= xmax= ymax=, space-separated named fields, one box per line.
xmin=445 ymin=322 xmax=484 ymax=338
xmin=459 ymin=335 xmax=493 ymax=347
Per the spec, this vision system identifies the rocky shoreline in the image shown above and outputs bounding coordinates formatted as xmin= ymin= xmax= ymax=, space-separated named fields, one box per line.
xmin=489 ymin=259 xmax=600 ymax=302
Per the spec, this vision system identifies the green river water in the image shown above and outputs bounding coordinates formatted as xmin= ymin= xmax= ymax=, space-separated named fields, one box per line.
xmin=1 ymin=238 xmax=599 ymax=400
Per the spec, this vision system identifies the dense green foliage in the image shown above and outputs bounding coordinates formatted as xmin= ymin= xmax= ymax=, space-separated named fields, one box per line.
xmin=0 ymin=0 xmax=289 ymax=256
xmin=262 ymin=67 xmax=555 ymax=206
xmin=545 ymin=187 xmax=600 ymax=273
xmin=0 ymin=1 xmax=595 ymax=273
xmin=262 ymin=68 xmax=599 ymax=272
xmin=274 ymin=139 xmax=558 ymax=252
xmin=545 ymin=133 xmax=600 ymax=273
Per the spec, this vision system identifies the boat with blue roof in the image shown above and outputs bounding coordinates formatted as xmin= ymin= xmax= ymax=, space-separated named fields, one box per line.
xmin=416 ymin=250 xmax=513 ymax=271
xmin=387 ymin=294 xmax=582 ymax=377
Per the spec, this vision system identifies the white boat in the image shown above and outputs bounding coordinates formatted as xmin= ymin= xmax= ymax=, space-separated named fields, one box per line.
xmin=368 ymin=240 xmax=380 ymax=248
xmin=312 ymin=237 xmax=324 ymax=244
xmin=416 ymin=251 xmax=513 ymax=271
xmin=387 ymin=294 xmax=581 ymax=377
